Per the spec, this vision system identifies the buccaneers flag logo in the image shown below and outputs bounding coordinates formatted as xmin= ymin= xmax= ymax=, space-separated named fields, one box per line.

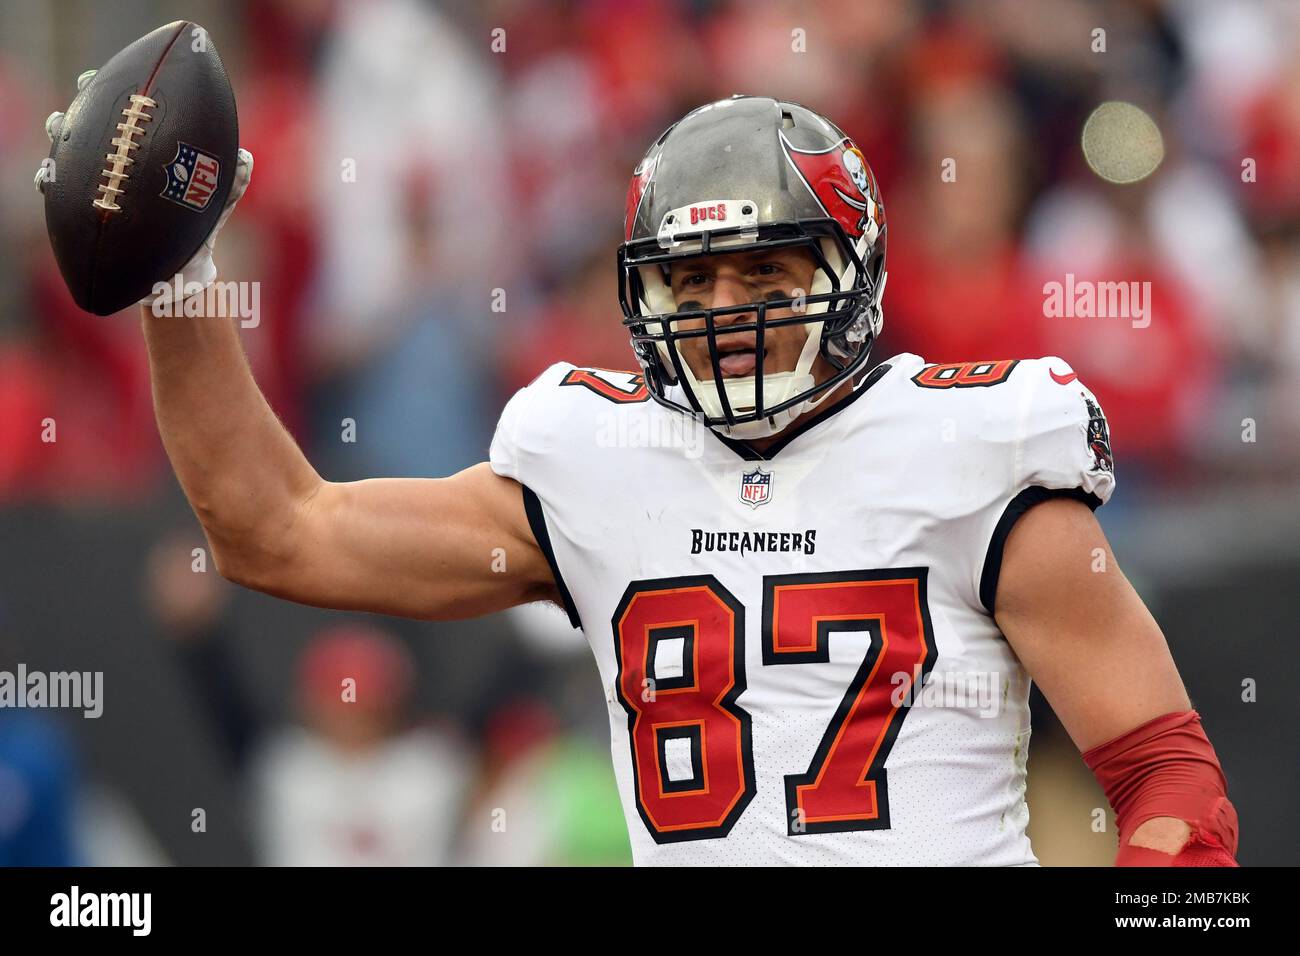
xmin=1084 ymin=396 xmax=1114 ymax=472
xmin=780 ymin=133 xmax=882 ymax=241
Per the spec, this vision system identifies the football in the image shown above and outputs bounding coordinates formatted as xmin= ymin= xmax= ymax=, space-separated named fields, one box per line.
xmin=42 ymin=20 xmax=238 ymax=315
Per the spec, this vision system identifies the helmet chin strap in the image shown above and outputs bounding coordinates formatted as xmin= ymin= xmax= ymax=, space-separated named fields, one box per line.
xmin=710 ymin=380 xmax=815 ymax=439
xmin=694 ymin=320 xmax=823 ymax=439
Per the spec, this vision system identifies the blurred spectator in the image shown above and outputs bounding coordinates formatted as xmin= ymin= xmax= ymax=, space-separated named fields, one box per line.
xmin=306 ymin=0 xmax=507 ymax=480
xmin=884 ymin=77 xmax=1046 ymax=365
xmin=0 ymin=711 xmax=79 ymax=866
xmin=147 ymin=533 xmax=257 ymax=771
xmin=459 ymin=698 xmax=630 ymax=866
xmin=249 ymin=625 xmax=469 ymax=866
xmin=1023 ymin=177 xmax=1217 ymax=476
xmin=503 ymin=247 xmax=636 ymax=394
xmin=0 ymin=617 xmax=78 ymax=864
xmin=146 ymin=532 xmax=470 ymax=866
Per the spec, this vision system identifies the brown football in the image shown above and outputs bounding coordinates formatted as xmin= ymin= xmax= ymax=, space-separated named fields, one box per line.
xmin=42 ymin=20 xmax=239 ymax=315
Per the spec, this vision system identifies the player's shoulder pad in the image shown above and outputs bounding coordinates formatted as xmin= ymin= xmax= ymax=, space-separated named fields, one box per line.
xmin=901 ymin=353 xmax=1115 ymax=506
xmin=489 ymin=362 xmax=652 ymax=481
xmin=1011 ymin=356 xmax=1116 ymax=507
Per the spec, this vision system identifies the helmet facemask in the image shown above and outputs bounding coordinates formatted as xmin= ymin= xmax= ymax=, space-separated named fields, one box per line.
xmin=620 ymin=218 xmax=883 ymax=440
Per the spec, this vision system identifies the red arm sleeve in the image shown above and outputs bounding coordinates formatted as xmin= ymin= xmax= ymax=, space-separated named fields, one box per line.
xmin=1082 ymin=710 xmax=1239 ymax=867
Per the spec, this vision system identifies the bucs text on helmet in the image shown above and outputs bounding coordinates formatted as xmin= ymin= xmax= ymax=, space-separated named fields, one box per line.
xmin=618 ymin=94 xmax=887 ymax=440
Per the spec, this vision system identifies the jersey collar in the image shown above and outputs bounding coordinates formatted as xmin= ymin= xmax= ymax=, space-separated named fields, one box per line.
xmin=707 ymin=361 xmax=894 ymax=462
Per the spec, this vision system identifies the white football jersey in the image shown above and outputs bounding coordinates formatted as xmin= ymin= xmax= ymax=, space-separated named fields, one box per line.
xmin=489 ymin=352 xmax=1115 ymax=866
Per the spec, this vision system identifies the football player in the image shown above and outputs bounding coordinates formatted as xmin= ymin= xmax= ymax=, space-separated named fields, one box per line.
xmin=48 ymin=88 xmax=1238 ymax=865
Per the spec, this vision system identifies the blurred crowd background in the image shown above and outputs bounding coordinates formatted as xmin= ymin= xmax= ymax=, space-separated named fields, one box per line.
xmin=1 ymin=0 xmax=1298 ymax=866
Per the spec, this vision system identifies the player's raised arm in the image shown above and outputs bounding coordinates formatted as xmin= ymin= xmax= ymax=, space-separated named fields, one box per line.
xmin=37 ymin=58 xmax=556 ymax=624
xmin=148 ymin=268 xmax=554 ymax=620
xmin=137 ymin=163 xmax=555 ymax=622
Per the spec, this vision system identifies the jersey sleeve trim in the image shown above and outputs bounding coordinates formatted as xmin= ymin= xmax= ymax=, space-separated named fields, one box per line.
xmin=521 ymin=484 xmax=583 ymax=631
xmin=979 ymin=485 xmax=1103 ymax=615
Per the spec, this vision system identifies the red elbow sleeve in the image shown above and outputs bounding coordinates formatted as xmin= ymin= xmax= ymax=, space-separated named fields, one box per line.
xmin=1082 ymin=710 xmax=1239 ymax=867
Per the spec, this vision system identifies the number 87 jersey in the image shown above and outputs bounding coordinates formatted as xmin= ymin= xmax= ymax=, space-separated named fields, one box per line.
xmin=489 ymin=353 xmax=1115 ymax=866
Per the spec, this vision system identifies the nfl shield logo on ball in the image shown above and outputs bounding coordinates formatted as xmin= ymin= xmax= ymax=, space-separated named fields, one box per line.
xmin=160 ymin=142 xmax=221 ymax=211
xmin=739 ymin=468 xmax=772 ymax=509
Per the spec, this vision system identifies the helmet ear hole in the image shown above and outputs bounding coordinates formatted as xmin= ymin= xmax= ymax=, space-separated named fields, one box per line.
xmin=635 ymin=341 xmax=673 ymax=384
xmin=869 ymin=250 xmax=885 ymax=286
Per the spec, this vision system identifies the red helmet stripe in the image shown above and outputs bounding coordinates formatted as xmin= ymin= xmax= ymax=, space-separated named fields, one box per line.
xmin=624 ymin=153 xmax=659 ymax=242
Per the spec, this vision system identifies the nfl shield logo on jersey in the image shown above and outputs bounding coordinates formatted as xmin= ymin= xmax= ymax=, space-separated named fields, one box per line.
xmin=160 ymin=142 xmax=221 ymax=211
xmin=739 ymin=468 xmax=772 ymax=509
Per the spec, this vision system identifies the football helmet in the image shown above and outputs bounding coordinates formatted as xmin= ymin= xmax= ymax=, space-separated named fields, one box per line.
xmin=618 ymin=95 xmax=887 ymax=439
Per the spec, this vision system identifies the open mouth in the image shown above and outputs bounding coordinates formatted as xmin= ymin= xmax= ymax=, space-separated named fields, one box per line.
xmin=718 ymin=349 xmax=762 ymax=377
xmin=714 ymin=339 xmax=767 ymax=378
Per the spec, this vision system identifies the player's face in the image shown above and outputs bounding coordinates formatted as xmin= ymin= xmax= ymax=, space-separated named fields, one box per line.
xmin=667 ymin=246 xmax=820 ymax=382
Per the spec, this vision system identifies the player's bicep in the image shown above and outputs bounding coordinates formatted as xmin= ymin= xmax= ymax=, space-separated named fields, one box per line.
xmin=993 ymin=496 xmax=1190 ymax=752
xmin=272 ymin=463 xmax=558 ymax=620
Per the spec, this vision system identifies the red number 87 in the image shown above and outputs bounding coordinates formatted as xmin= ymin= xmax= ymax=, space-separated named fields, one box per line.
xmin=612 ymin=568 xmax=936 ymax=844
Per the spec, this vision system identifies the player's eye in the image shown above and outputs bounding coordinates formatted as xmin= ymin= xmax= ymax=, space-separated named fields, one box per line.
xmin=751 ymin=261 xmax=782 ymax=278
